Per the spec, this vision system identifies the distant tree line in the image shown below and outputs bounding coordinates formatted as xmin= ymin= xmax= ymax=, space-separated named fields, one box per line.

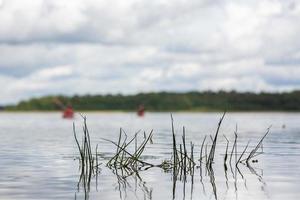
xmin=5 ymin=91 xmax=300 ymax=111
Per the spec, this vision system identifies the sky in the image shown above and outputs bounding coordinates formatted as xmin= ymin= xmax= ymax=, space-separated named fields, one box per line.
xmin=1 ymin=0 xmax=300 ymax=104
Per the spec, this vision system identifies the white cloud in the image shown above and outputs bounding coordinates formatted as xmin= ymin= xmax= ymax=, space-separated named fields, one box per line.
xmin=30 ymin=65 xmax=73 ymax=80
xmin=0 ymin=0 xmax=300 ymax=104
xmin=0 ymin=0 xmax=87 ymax=42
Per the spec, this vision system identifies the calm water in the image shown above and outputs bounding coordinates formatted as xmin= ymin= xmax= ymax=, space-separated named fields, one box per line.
xmin=0 ymin=112 xmax=300 ymax=200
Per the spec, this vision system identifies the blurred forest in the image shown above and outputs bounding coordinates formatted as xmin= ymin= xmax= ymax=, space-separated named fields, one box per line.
xmin=5 ymin=91 xmax=300 ymax=111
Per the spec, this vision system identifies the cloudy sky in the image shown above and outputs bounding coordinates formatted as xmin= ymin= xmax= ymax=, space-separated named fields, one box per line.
xmin=1 ymin=0 xmax=300 ymax=104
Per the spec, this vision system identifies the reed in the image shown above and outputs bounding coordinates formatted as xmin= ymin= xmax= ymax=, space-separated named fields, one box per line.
xmin=207 ymin=112 xmax=226 ymax=168
xmin=73 ymin=116 xmax=100 ymax=192
xmin=103 ymin=129 xmax=155 ymax=172
xmin=171 ymin=114 xmax=179 ymax=170
xmin=236 ymin=140 xmax=250 ymax=166
xmin=229 ymin=125 xmax=238 ymax=165
xmin=73 ymin=113 xmax=272 ymax=199
xmin=245 ymin=127 xmax=271 ymax=164
xmin=199 ymin=135 xmax=207 ymax=165
xmin=172 ymin=127 xmax=196 ymax=176
xmin=223 ymin=135 xmax=229 ymax=168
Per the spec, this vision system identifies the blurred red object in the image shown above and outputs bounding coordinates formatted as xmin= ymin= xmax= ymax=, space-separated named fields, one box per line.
xmin=137 ymin=104 xmax=145 ymax=117
xmin=63 ymin=106 xmax=74 ymax=119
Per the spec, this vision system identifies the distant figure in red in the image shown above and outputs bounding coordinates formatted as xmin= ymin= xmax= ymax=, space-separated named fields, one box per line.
xmin=63 ymin=105 xmax=74 ymax=119
xmin=137 ymin=104 xmax=145 ymax=117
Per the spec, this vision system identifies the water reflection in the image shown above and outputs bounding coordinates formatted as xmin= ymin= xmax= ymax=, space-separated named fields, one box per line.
xmin=171 ymin=163 xmax=195 ymax=200
xmin=112 ymin=169 xmax=153 ymax=200
xmin=75 ymin=162 xmax=101 ymax=200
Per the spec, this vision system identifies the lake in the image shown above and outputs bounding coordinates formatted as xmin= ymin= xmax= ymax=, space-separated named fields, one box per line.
xmin=0 ymin=112 xmax=299 ymax=200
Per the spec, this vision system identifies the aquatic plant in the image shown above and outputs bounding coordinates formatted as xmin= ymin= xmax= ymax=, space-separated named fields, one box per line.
xmin=245 ymin=126 xmax=271 ymax=164
xmin=103 ymin=129 xmax=156 ymax=173
xmin=73 ymin=115 xmax=101 ymax=192
xmin=207 ymin=112 xmax=226 ymax=169
xmin=73 ymin=113 xmax=272 ymax=200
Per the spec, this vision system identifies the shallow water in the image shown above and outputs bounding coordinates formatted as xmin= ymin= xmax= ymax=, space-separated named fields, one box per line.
xmin=0 ymin=112 xmax=299 ymax=200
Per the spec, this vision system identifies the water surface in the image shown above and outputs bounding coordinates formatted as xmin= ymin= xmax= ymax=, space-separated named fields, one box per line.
xmin=0 ymin=112 xmax=299 ymax=200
